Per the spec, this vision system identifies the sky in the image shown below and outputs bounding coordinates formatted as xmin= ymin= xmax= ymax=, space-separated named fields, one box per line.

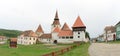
xmin=0 ymin=0 xmax=120 ymax=38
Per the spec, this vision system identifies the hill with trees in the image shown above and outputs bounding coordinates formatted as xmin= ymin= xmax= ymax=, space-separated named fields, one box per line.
xmin=0 ymin=29 xmax=22 ymax=37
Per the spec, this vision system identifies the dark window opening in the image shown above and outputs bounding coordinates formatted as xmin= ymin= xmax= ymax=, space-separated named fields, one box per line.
xmin=70 ymin=37 xmax=73 ymax=39
xmin=66 ymin=37 xmax=69 ymax=39
xmin=78 ymin=32 xmax=80 ymax=34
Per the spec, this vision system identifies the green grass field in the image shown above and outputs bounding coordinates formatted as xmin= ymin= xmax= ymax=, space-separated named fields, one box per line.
xmin=0 ymin=44 xmax=71 ymax=56
xmin=61 ymin=43 xmax=90 ymax=56
xmin=0 ymin=43 xmax=90 ymax=56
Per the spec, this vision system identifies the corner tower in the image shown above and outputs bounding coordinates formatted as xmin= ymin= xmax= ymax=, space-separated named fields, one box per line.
xmin=72 ymin=16 xmax=86 ymax=43
xmin=51 ymin=11 xmax=61 ymax=32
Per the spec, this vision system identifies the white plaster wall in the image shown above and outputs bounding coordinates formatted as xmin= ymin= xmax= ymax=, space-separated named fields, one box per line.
xmin=107 ymin=33 xmax=116 ymax=41
xmin=40 ymin=38 xmax=52 ymax=43
xmin=73 ymin=31 xmax=86 ymax=42
xmin=58 ymin=39 xmax=73 ymax=44
xmin=52 ymin=32 xmax=59 ymax=40
xmin=17 ymin=36 xmax=37 ymax=45
xmin=57 ymin=36 xmax=74 ymax=44
xmin=103 ymin=32 xmax=116 ymax=41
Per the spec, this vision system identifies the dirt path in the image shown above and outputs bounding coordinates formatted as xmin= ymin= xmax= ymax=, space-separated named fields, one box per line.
xmin=89 ymin=43 xmax=120 ymax=56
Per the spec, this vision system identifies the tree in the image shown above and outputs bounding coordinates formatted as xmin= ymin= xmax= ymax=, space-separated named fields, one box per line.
xmin=85 ymin=32 xmax=90 ymax=40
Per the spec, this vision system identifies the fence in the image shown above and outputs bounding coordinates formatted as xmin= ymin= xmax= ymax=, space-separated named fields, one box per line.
xmin=42 ymin=43 xmax=81 ymax=56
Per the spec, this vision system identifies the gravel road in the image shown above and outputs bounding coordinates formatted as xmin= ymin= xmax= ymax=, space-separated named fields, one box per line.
xmin=89 ymin=43 xmax=120 ymax=56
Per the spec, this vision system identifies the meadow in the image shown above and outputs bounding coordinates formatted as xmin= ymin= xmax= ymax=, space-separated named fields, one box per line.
xmin=0 ymin=43 xmax=70 ymax=56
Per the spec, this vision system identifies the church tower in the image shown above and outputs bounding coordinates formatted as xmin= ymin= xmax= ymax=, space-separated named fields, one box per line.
xmin=51 ymin=11 xmax=61 ymax=32
xmin=72 ymin=16 xmax=86 ymax=42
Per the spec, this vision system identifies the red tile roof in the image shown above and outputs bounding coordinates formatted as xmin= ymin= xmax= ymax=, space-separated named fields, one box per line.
xmin=72 ymin=16 xmax=86 ymax=27
xmin=10 ymin=38 xmax=17 ymax=42
xmin=21 ymin=30 xmax=38 ymax=37
xmin=58 ymin=31 xmax=73 ymax=37
xmin=40 ymin=34 xmax=51 ymax=39
xmin=36 ymin=24 xmax=44 ymax=33
xmin=61 ymin=23 xmax=71 ymax=31
xmin=53 ymin=27 xmax=61 ymax=32
xmin=58 ymin=23 xmax=73 ymax=36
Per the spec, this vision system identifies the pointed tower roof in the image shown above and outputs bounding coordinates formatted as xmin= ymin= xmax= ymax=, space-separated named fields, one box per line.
xmin=61 ymin=23 xmax=71 ymax=31
xmin=58 ymin=23 xmax=73 ymax=36
xmin=54 ymin=11 xmax=59 ymax=20
xmin=36 ymin=24 xmax=44 ymax=33
xmin=53 ymin=27 xmax=61 ymax=32
xmin=52 ymin=11 xmax=60 ymax=25
xmin=72 ymin=16 xmax=86 ymax=28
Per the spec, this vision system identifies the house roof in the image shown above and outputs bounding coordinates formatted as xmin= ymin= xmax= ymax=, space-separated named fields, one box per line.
xmin=36 ymin=24 xmax=44 ymax=33
xmin=72 ymin=16 xmax=86 ymax=28
xmin=61 ymin=23 xmax=71 ymax=31
xmin=10 ymin=38 xmax=17 ymax=42
xmin=53 ymin=27 xmax=61 ymax=32
xmin=104 ymin=26 xmax=116 ymax=33
xmin=58 ymin=23 xmax=73 ymax=37
xmin=40 ymin=34 xmax=51 ymax=38
xmin=115 ymin=21 xmax=120 ymax=26
xmin=58 ymin=31 xmax=73 ymax=37
xmin=21 ymin=30 xmax=38 ymax=37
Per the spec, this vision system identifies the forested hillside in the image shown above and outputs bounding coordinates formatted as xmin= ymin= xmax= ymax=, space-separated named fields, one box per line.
xmin=0 ymin=29 xmax=22 ymax=37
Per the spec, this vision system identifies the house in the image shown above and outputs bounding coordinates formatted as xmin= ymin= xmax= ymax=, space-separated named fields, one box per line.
xmin=10 ymin=38 xmax=17 ymax=48
xmin=104 ymin=26 xmax=116 ymax=41
xmin=36 ymin=11 xmax=87 ymax=44
xmin=17 ymin=30 xmax=38 ymax=45
xmin=0 ymin=36 xmax=7 ymax=44
xmin=115 ymin=21 xmax=120 ymax=40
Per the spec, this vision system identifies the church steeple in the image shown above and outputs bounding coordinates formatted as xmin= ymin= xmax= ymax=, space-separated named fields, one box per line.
xmin=51 ymin=11 xmax=61 ymax=32
xmin=54 ymin=11 xmax=59 ymax=20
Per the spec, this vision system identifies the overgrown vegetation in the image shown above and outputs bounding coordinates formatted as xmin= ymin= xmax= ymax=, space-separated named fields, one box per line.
xmin=0 ymin=29 xmax=22 ymax=37
xmin=86 ymin=32 xmax=90 ymax=40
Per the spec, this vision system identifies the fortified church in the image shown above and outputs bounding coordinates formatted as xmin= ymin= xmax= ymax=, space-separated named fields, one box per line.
xmin=17 ymin=11 xmax=88 ymax=45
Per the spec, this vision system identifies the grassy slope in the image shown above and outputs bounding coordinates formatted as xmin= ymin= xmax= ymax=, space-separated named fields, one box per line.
xmin=61 ymin=43 xmax=90 ymax=56
xmin=0 ymin=44 xmax=61 ymax=56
